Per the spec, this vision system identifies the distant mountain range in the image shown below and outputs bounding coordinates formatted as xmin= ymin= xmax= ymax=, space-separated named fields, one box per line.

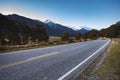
xmin=1 ymin=13 xmax=119 ymax=46
xmin=6 ymin=13 xmax=91 ymax=36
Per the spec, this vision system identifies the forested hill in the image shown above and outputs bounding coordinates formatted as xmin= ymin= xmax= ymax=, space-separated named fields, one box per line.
xmin=78 ymin=21 xmax=120 ymax=40
xmin=0 ymin=13 xmax=49 ymax=45
xmin=100 ymin=21 xmax=120 ymax=38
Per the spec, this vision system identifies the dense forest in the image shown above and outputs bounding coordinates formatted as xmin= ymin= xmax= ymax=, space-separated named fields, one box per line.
xmin=0 ymin=13 xmax=49 ymax=45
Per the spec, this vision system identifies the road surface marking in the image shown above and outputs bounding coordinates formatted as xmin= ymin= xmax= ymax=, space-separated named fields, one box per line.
xmin=0 ymin=52 xmax=59 ymax=69
xmin=0 ymin=42 xmax=88 ymax=55
xmin=0 ymin=44 xmax=88 ymax=69
xmin=57 ymin=40 xmax=110 ymax=80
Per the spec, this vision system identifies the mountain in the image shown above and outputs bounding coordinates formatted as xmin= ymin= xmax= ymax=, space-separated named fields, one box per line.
xmin=44 ymin=19 xmax=92 ymax=35
xmin=7 ymin=14 xmax=44 ymax=28
xmin=100 ymin=21 xmax=120 ymax=38
xmin=44 ymin=20 xmax=57 ymax=28
xmin=44 ymin=20 xmax=79 ymax=36
xmin=81 ymin=27 xmax=92 ymax=30
xmin=6 ymin=13 xmax=91 ymax=36
xmin=77 ymin=28 xmax=90 ymax=34
xmin=0 ymin=13 xmax=49 ymax=45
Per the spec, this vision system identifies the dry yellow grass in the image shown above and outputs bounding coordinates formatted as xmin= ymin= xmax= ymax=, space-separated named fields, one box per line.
xmin=93 ymin=39 xmax=120 ymax=80
xmin=75 ymin=39 xmax=120 ymax=80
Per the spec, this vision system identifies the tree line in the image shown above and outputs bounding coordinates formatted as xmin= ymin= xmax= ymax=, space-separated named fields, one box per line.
xmin=100 ymin=22 xmax=120 ymax=38
xmin=0 ymin=14 xmax=49 ymax=45
xmin=61 ymin=21 xmax=120 ymax=41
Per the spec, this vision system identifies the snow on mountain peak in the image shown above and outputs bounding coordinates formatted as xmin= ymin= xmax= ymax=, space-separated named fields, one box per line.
xmin=68 ymin=26 xmax=81 ymax=31
xmin=44 ymin=19 xmax=57 ymax=28
xmin=80 ymin=26 xmax=92 ymax=30
xmin=44 ymin=19 xmax=54 ymax=23
xmin=44 ymin=20 xmax=92 ymax=31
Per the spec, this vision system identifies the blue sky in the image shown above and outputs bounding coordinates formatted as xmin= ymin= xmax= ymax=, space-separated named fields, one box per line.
xmin=0 ymin=0 xmax=120 ymax=30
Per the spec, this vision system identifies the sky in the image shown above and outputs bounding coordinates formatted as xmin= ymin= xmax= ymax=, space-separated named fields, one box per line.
xmin=0 ymin=0 xmax=120 ymax=30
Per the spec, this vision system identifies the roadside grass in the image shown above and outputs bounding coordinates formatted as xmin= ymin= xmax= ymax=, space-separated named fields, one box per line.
xmin=0 ymin=36 xmax=62 ymax=53
xmin=75 ymin=38 xmax=120 ymax=80
xmin=0 ymin=36 xmax=91 ymax=53
xmin=0 ymin=36 xmax=88 ymax=53
xmin=93 ymin=39 xmax=120 ymax=80
xmin=0 ymin=43 xmax=65 ymax=53
xmin=0 ymin=41 xmax=78 ymax=53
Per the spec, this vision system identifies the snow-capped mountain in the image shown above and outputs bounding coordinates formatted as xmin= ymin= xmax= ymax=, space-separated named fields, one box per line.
xmin=45 ymin=19 xmax=53 ymax=23
xmin=44 ymin=20 xmax=58 ymax=28
xmin=68 ymin=26 xmax=81 ymax=31
xmin=80 ymin=27 xmax=93 ymax=30
xmin=44 ymin=19 xmax=92 ymax=35
xmin=5 ymin=13 xmax=92 ymax=36
xmin=44 ymin=19 xmax=78 ymax=35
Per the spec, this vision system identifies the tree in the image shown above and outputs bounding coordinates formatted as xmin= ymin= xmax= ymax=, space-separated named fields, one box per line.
xmin=87 ymin=30 xmax=99 ymax=39
xmin=61 ymin=32 xmax=69 ymax=41
xmin=32 ymin=24 xmax=49 ymax=42
xmin=100 ymin=22 xmax=120 ymax=38
xmin=75 ymin=32 xmax=82 ymax=40
xmin=0 ymin=14 xmax=49 ymax=45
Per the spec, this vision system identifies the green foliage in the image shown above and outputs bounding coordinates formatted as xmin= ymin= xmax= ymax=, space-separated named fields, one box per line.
xmin=75 ymin=32 xmax=82 ymax=40
xmin=0 ymin=14 xmax=49 ymax=45
xmin=61 ymin=31 xmax=69 ymax=41
xmin=100 ymin=22 xmax=120 ymax=38
xmin=0 ymin=14 xmax=21 ymax=45
xmin=87 ymin=30 xmax=99 ymax=39
xmin=32 ymin=24 xmax=49 ymax=42
xmin=83 ymin=21 xmax=120 ymax=39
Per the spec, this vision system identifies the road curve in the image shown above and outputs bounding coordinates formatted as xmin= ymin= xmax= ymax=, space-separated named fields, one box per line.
xmin=0 ymin=39 xmax=110 ymax=80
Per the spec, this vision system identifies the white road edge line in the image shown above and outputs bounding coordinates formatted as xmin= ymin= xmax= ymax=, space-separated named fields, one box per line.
xmin=57 ymin=39 xmax=111 ymax=80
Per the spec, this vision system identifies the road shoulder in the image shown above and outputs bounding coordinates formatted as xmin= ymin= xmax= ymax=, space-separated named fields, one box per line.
xmin=75 ymin=39 xmax=120 ymax=80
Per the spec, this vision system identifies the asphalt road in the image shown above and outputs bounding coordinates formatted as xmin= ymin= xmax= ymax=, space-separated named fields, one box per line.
xmin=0 ymin=39 xmax=110 ymax=80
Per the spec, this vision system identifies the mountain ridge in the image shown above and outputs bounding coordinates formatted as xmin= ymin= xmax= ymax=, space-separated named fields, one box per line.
xmin=4 ymin=13 xmax=91 ymax=36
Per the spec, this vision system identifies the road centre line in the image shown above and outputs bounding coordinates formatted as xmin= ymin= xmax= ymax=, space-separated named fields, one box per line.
xmin=0 ymin=52 xmax=59 ymax=69
xmin=0 ymin=44 xmax=88 ymax=69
